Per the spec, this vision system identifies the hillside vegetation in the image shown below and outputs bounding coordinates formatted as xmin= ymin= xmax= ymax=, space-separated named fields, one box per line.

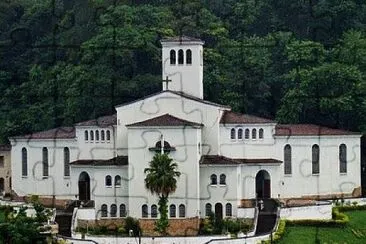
xmin=1 ymin=0 xmax=366 ymax=142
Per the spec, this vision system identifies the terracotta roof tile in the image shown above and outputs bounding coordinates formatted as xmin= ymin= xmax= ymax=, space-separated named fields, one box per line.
xmin=220 ymin=111 xmax=275 ymax=124
xmin=126 ymin=114 xmax=203 ymax=127
xmin=70 ymin=156 xmax=128 ymax=166
xmin=200 ymin=155 xmax=282 ymax=165
xmin=75 ymin=114 xmax=116 ymax=127
xmin=0 ymin=144 xmax=11 ymax=151
xmin=275 ymin=124 xmax=359 ymax=136
xmin=115 ymin=90 xmax=230 ymax=109
xmin=12 ymin=127 xmax=76 ymax=140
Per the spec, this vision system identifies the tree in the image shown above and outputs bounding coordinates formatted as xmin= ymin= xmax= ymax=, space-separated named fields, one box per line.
xmin=144 ymin=153 xmax=181 ymax=235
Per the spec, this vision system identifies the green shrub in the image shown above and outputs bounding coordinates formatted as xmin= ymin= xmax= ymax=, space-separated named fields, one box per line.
xmin=262 ymin=220 xmax=286 ymax=244
xmin=124 ymin=217 xmax=141 ymax=236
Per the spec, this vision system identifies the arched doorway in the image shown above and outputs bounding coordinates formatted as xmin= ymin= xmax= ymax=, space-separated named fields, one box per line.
xmin=214 ymin=203 xmax=223 ymax=220
xmin=0 ymin=178 xmax=4 ymax=195
xmin=78 ymin=172 xmax=90 ymax=201
xmin=256 ymin=170 xmax=271 ymax=198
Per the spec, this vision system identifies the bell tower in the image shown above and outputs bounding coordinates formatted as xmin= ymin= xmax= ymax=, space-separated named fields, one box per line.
xmin=161 ymin=36 xmax=204 ymax=99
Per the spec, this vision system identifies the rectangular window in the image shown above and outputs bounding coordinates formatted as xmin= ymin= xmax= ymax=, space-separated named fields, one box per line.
xmin=0 ymin=156 xmax=4 ymax=168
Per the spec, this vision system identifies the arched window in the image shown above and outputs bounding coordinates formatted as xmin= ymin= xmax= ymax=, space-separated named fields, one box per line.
xmin=186 ymin=49 xmax=192 ymax=64
xmin=64 ymin=147 xmax=70 ymax=177
xmin=120 ymin=204 xmax=126 ymax=217
xmin=106 ymin=130 xmax=111 ymax=141
xmin=105 ymin=175 xmax=112 ymax=187
xmin=142 ymin=204 xmax=148 ymax=218
xmin=84 ymin=130 xmax=88 ymax=141
xmin=179 ymin=204 xmax=185 ymax=217
xmin=205 ymin=203 xmax=212 ymax=216
xmin=219 ymin=174 xmax=226 ymax=185
xmin=238 ymin=128 xmax=243 ymax=140
xmin=101 ymin=130 xmax=105 ymax=141
xmin=110 ymin=204 xmax=117 ymax=217
xmin=101 ymin=204 xmax=108 ymax=217
xmin=210 ymin=174 xmax=217 ymax=185
xmin=259 ymin=128 xmax=264 ymax=139
xmin=21 ymin=148 xmax=27 ymax=177
xmin=226 ymin=203 xmax=232 ymax=217
xmin=178 ymin=49 xmax=184 ymax=64
xmin=151 ymin=204 xmax=158 ymax=218
xmin=96 ymin=130 xmax=99 ymax=141
xmin=312 ymin=144 xmax=320 ymax=174
xmin=115 ymin=175 xmax=121 ymax=187
xmin=339 ymin=144 xmax=347 ymax=173
xmin=284 ymin=145 xmax=292 ymax=175
xmin=90 ymin=131 xmax=94 ymax=141
xmin=245 ymin=129 xmax=250 ymax=139
xmin=252 ymin=129 xmax=257 ymax=139
xmin=230 ymin=128 xmax=236 ymax=140
xmin=42 ymin=147 xmax=48 ymax=177
xmin=169 ymin=204 xmax=176 ymax=218
xmin=170 ymin=50 xmax=176 ymax=65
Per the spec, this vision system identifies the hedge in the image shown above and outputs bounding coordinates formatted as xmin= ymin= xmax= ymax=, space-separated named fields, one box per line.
xmin=261 ymin=219 xmax=286 ymax=244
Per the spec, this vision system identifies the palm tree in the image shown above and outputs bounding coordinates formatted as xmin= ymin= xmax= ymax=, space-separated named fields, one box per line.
xmin=144 ymin=153 xmax=181 ymax=235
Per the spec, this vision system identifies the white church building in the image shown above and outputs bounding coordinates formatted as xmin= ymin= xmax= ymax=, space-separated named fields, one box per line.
xmin=9 ymin=36 xmax=362 ymax=222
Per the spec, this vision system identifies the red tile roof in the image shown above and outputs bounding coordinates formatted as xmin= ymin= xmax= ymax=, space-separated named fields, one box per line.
xmin=0 ymin=144 xmax=11 ymax=151
xmin=275 ymin=124 xmax=359 ymax=136
xmin=220 ymin=111 xmax=274 ymax=124
xmin=75 ymin=114 xmax=116 ymax=127
xmin=12 ymin=127 xmax=76 ymax=140
xmin=126 ymin=114 xmax=203 ymax=127
xmin=116 ymin=90 xmax=230 ymax=109
xmin=200 ymin=155 xmax=282 ymax=165
xmin=70 ymin=156 xmax=128 ymax=166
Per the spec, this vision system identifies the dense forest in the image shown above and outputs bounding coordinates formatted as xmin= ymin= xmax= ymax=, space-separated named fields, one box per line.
xmin=1 ymin=0 xmax=366 ymax=143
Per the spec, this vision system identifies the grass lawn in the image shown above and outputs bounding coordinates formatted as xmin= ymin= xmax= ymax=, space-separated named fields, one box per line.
xmin=278 ymin=210 xmax=366 ymax=243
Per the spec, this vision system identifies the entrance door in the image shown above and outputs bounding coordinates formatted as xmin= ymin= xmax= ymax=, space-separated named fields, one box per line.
xmin=255 ymin=170 xmax=271 ymax=198
xmin=78 ymin=172 xmax=90 ymax=201
xmin=215 ymin=203 xmax=223 ymax=220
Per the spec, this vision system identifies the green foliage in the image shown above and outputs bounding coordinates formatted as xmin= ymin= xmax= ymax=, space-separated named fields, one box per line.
xmin=124 ymin=217 xmax=141 ymax=236
xmin=144 ymin=153 xmax=181 ymax=235
xmin=1 ymin=1 xmax=366 ymax=143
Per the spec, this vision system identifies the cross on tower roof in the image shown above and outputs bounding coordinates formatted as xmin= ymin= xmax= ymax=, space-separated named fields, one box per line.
xmin=163 ymin=76 xmax=172 ymax=90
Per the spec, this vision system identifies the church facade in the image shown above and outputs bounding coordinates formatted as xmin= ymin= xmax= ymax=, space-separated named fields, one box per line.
xmin=10 ymin=37 xmax=361 ymax=221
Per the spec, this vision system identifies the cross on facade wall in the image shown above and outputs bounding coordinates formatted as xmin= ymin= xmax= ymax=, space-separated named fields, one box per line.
xmin=163 ymin=76 xmax=172 ymax=90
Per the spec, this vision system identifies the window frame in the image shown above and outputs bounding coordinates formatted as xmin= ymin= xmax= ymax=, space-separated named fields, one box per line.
xmin=219 ymin=174 xmax=226 ymax=185
xmin=284 ymin=144 xmax=292 ymax=175
xmin=42 ymin=147 xmax=48 ymax=178
xmin=105 ymin=175 xmax=112 ymax=187
xmin=22 ymin=147 xmax=27 ymax=177
xmin=169 ymin=204 xmax=176 ymax=218
xmin=225 ymin=203 xmax=232 ymax=217
xmin=170 ymin=49 xmax=176 ymax=65
xmin=312 ymin=144 xmax=320 ymax=175
xmin=339 ymin=144 xmax=347 ymax=174
xmin=179 ymin=204 xmax=186 ymax=218
xmin=64 ymin=147 xmax=70 ymax=177
xmin=120 ymin=204 xmax=127 ymax=217
xmin=210 ymin=174 xmax=217 ymax=185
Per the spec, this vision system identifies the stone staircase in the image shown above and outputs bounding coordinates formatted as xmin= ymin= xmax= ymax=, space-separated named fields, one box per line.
xmin=255 ymin=198 xmax=279 ymax=235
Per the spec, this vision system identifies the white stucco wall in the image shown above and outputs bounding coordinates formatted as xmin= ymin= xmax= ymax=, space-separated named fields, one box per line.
xmin=71 ymin=165 xmax=128 ymax=218
xmin=10 ymin=139 xmax=77 ymax=198
xmin=115 ymin=91 xmax=228 ymax=156
xmin=274 ymin=135 xmax=361 ymax=198
xmin=75 ymin=126 xmax=116 ymax=160
xmin=127 ymin=126 xmax=201 ymax=218
xmin=280 ymin=203 xmax=332 ymax=220
xmin=200 ymin=165 xmax=239 ymax=218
